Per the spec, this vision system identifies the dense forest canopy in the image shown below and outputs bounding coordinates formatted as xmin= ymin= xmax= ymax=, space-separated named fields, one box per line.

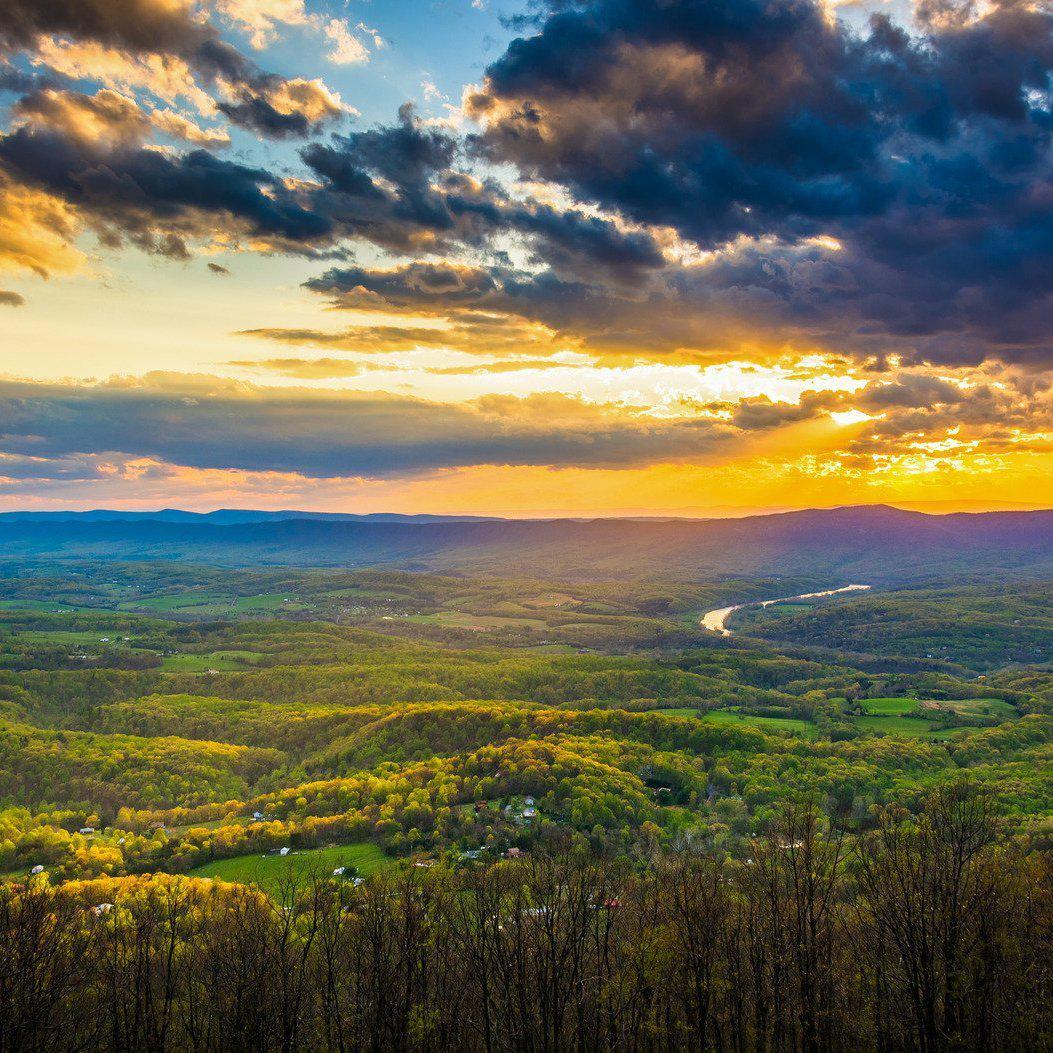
xmin=0 ymin=520 xmax=1050 ymax=1049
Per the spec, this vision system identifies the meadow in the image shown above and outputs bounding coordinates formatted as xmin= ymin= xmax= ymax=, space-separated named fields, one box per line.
xmin=189 ymin=842 xmax=391 ymax=894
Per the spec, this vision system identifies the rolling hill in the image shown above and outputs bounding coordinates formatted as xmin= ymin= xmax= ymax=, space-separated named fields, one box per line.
xmin=0 ymin=505 xmax=1049 ymax=582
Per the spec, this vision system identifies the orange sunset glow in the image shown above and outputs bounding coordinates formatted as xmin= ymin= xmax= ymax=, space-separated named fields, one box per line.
xmin=0 ymin=0 xmax=1048 ymax=515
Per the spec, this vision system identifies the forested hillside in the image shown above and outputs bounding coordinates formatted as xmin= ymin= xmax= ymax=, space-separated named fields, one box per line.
xmin=0 ymin=506 xmax=1050 ymax=581
xmin=0 ymin=553 xmax=1050 ymax=1050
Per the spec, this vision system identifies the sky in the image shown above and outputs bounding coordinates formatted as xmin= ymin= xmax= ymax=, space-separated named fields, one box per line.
xmin=0 ymin=0 xmax=1050 ymax=516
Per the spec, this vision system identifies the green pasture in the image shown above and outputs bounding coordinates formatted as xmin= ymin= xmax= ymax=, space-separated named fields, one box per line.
xmin=189 ymin=842 xmax=391 ymax=894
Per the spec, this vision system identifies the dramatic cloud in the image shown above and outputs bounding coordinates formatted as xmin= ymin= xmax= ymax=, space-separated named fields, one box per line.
xmin=13 ymin=87 xmax=155 ymax=146
xmin=0 ymin=116 xmax=332 ymax=261
xmin=0 ymin=173 xmax=83 ymax=275
xmin=4 ymin=0 xmax=1046 ymax=370
xmin=0 ymin=0 xmax=1049 ymax=514
xmin=4 ymin=367 xmax=1044 ymax=493
xmin=460 ymin=0 xmax=1053 ymax=367
xmin=238 ymin=314 xmax=570 ymax=358
xmin=297 ymin=103 xmax=670 ymax=272
xmin=217 ymin=76 xmax=347 ymax=138
xmin=0 ymin=0 xmax=346 ymax=138
xmin=0 ymin=289 xmax=24 ymax=306
xmin=0 ymin=375 xmax=743 ymax=479
xmin=0 ymin=0 xmax=226 ymax=65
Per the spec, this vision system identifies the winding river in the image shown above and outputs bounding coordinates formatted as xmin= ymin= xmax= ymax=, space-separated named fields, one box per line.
xmin=701 ymin=584 xmax=871 ymax=636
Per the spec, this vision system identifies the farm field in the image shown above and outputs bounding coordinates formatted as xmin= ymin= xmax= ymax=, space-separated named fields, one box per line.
xmin=856 ymin=715 xmax=959 ymax=738
xmin=189 ymin=843 xmax=392 ymax=894
xmin=159 ymin=650 xmax=263 ymax=672
xmin=699 ymin=709 xmax=816 ymax=736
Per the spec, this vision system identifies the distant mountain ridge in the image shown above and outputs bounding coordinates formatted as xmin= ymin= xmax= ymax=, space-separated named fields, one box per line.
xmin=0 ymin=508 xmax=500 ymax=525
xmin=0 ymin=504 xmax=1049 ymax=582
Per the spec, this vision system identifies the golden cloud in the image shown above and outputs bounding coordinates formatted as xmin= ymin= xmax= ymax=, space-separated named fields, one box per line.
xmin=0 ymin=176 xmax=84 ymax=277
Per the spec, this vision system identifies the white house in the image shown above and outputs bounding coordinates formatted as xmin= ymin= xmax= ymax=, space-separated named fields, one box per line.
xmin=279 ymin=846 xmax=291 ymax=856
xmin=30 ymin=864 xmax=44 ymax=875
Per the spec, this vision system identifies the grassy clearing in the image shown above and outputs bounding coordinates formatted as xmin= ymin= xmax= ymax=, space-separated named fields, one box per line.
xmin=860 ymin=696 xmax=1015 ymax=729
xmin=189 ymin=843 xmax=391 ymax=894
xmin=701 ymin=709 xmax=815 ymax=736
xmin=862 ymin=697 xmax=918 ymax=715
xmin=856 ymin=715 xmax=958 ymax=739
xmin=160 ymin=652 xmax=256 ymax=672
xmin=945 ymin=698 xmax=1016 ymax=719
xmin=0 ymin=599 xmax=84 ymax=612
xmin=19 ymin=629 xmax=131 ymax=645
xmin=229 ymin=594 xmax=305 ymax=614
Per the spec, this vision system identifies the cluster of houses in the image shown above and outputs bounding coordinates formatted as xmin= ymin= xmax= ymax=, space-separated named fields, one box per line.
xmin=331 ymin=867 xmax=364 ymax=886
xmin=456 ymin=845 xmax=527 ymax=863
xmin=503 ymin=797 xmax=538 ymax=825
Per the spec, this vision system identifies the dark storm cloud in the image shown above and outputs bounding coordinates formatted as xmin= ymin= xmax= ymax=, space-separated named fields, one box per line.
xmin=0 ymin=0 xmax=343 ymax=141
xmin=0 ymin=0 xmax=219 ymax=60
xmin=0 ymin=377 xmax=740 ymax=479
xmin=299 ymin=104 xmax=666 ymax=277
xmin=218 ymin=95 xmax=315 ymax=138
xmin=217 ymin=77 xmax=346 ymax=140
xmin=469 ymin=0 xmax=890 ymax=243
xmin=469 ymin=0 xmax=1052 ymax=240
xmin=0 ymin=123 xmax=333 ymax=252
xmin=0 ymin=0 xmax=256 ymax=97
xmin=0 ymin=97 xmax=668 ymax=275
xmin=731 ymin=390 xmax=848 ymax=430
xmin=462 ymin=0 xmax=1053 ymax=366
xmin=859 ymin=374 xmax=966 ymax=409
xmin=303 ymin=259 xmax=724 ymax=357
xmin=306 ymin=262 xmax=502 ymax=310
xmin=2 ymin=0 xmax=1051 ymax=371
xmin=300 ymin=107 xmax=485 ymax=253
xmin=306 ymin=260 xmax=647 ymax=324
xmin=0 ymin=65 xmax=71 ymax=95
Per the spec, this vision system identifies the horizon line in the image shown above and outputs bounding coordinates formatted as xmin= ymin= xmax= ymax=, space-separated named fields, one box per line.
xmin=1 ymin=501 xmax=1051 ymax=523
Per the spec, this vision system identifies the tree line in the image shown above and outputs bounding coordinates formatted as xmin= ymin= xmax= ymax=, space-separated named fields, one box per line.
xmin=1 ymin=785 xmax=1050 ymax=1052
